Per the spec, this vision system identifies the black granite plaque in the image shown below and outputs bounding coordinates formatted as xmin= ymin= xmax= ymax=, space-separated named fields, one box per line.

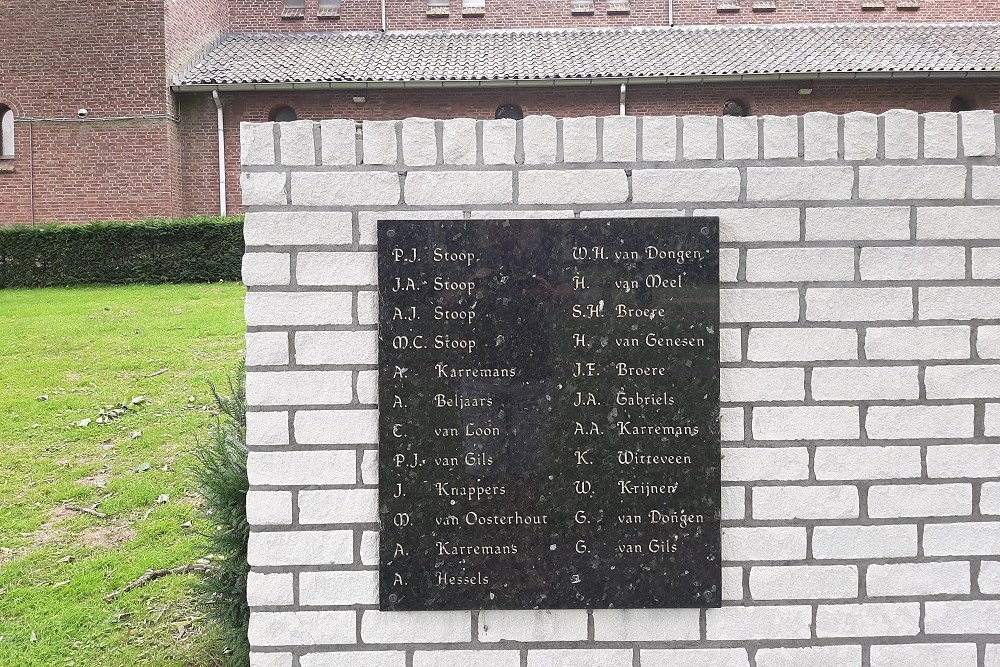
xmin=378 ymin=218 xmax=720 ymax=611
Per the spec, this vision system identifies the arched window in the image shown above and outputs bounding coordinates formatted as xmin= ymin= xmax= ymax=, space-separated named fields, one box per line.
xmin=269 ymin=105 xmax=298 ymax=122
xmin=495 ymin=104 xmax=524 ymax=120
xmin=722 ymin=99 xmax=749 ymax=117
xmin=950 ymin=95 xmax=975 ymax=113
xmin=0 ymin=105 xmax=13 ymax=158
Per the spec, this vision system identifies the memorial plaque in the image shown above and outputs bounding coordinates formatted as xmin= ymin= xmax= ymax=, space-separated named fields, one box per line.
xmin=378 ymin=218 xmax=721 ymax=611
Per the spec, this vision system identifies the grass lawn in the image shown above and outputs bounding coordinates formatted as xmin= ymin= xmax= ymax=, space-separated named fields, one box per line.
xmin=0 ymin=283 xmax=246 ymax=667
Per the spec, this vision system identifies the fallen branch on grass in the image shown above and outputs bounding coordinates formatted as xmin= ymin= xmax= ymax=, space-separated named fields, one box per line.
xmin=65 ymin=504 xmax=107 ymax=519
xmin=104 ymin=563 xmax=218 ymax=602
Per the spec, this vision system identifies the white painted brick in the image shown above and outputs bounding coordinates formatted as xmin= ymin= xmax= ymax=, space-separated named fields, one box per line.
xmin=961 ymin=109 xmax=997 ymax=156
xmin=973 ymin=247 xmax=1000 ymax=278
xmin=983 ymin=483 xmax=1000 ymax=515
xmin=522 ymin=115 xmax=557 ymax=164
xmin=722 ymin=486 xmax=745 ymax=520
xmin=360 ymin=530 xmax=378 ymax=565
xmin=924 ymin=522 xmax=1000 ymax=556
xmin=249 ymin=610 xmax=355 ymax=646
xmin=748 ymin=327 xmax=857 ymax=362
xmin=246 ymin=292 xmax=352 ymax=327
xmin=482 ymin=119 xmax=516 ymax=165
xmin=299 ymin=489 xmax=378 ymax=524
xmin=706 ymin=606 xmax=812 ymax=640
xmin=749 ymin=565 xmax=858 ymax=600
xmin=406 ymin=171 xmax=512 ymax=205
xmin=721 ymin=447 xmax=809 ymax=481
xmin=814 ymin=446 xmax=921 ymax=480
xmin=295 ymin=330 xmax=377 ymax=365
xmin=720 ymin=328 xmax=741 ymax=362
xmin=292 ymin=171 xmax=400 ymax=206
xmin=414 ymin=651 xmax=518 ymax=667
xmin=871 ymin=644 xmax=977 ymax=667
xmin=757 ymin=646 xmax=861 ymax=667
xmin=883 ymin=109 xmax=918 ymax=159
xmin=527 ymin=649 xmax=631 ymax=667
xmin=722 ymin=527 xmax=806 ymax=561
xmin=358 ymin=209 xmax=464 ymax=245
xmin=805 ymin=206 xmax=911 ymax=241
xmin=811 ymin=366 xmax=919 ymax=401
xmin=803 ymin=112 xmax=838 ymax=161
xmin=722 ymin=566 xmax=743 ymax=600
xmin=721 ymin=288 xmax=800 ymax=323
xmin=402 ymin=118 xmax=437 ymax=166
xmin=682 ymin=116 xmax=718 ymax=160
xmin=248 ymin=450 xmax=356 ymax=486
xmin=247 ymin=411 xmax=289 ymax=446
xmin=989 ymin=404 xmax=1000 ymax=437
xmin=866 ymin=326 xmax=970 ymax=360
xmin=244 ymin=211 xmax=353 ymax=247
xmin=362 ymin=120 xmax=397 ymax=164
xmin=643 ymin=648 xmax=749 ymax=667
xmin=981 ymin=560 xmax=1000 ymax=592
xmin=752 ymin=406 xmax=860 ymax=441
xmin=578 ymin=208 xmax=684 ymax=219
xmin=319 ymin=119 xmax=357 ymax=166
xmin=247 ymin=490 xmax=293 ymax=525
xmin=762 ymin=115 xmax=798 ymax=158
xmin=242 ymin=122 xmax=275 ymax=165
xmin=279 ymin=120 xmax=316 ymax=165
xmin=561 ymin=116 xmax=597 ymax=163
xmin=475 ymin=209 xmax=576 ymax=219
xmin=866 ymin=561 xmax=970 ymax=597
xmin=813 ymin=524 xmax=917 ymax=559
xmin=357 ymin=291 xmax=378 ymax=324
xmin=927 ymin=444 xmax=1000 ymax=479
xmin=246 ymin=371 xmax=352 ymax=406
xmin=866 ymin=405 xmax=974 ymax=440
xmin=860 ymin=246 xmax=965 ymax=280
xmin=248 ymin=572 xmax=294 ymax=606
xmin=923 ymin=112 xmax=958 ymax=158
xmin=480 ymin=610 xmax=586 ymax=642
xmin=972 ymin=166 xmax=1000 ymax=199
xmin=719 ymin=248 xmax=739 ymax=282
xmin=807 ymin=287 xmax=913 ymax=321
xmin=358 ymin=369 xmax=377 ymax=405
xmin=745 ymin=247 xmax=854 ymax=282
xmin=722 ymin=115 xmax=757 ymax=160
xmin=295 ymin=409 xmax=378 ymax=445
xmin=361 ymin=448 xmax=377 ymax=484
xmin=246 ymin=331 xmax=290 ymax=366
xmin=918 ymin=206 xmax=1000 ymax=240
xmin=248 ymin=531 xmax=353 ymax=566
xmin=868 ymin=484 xmax=972 ymax=519
xmin=697 ymin=207 xmax=800 ymax=242
xmin=990 ymin=646 xmax=1000 ymax=667
xmin=302 ymin=652 xmax=404 ymax=667
xmin=602 ymin=115 xmax=637 ymax=162
xmin=300 ymin=570 xmax=378 ymax=605
xmin=361 ymin=610 xmax=470 ymax=643
xmin=641 ymin=116 xmax=677 ymax=161
xmin=241 ymin=172 xmax=287 ymax=206
xmin=442 ymin=118 xmax=477 ymax=165
xmin=860 ymin=165 xmax=966 ymax=200
xmin=926 ymin=364 xmax=1000 ymax=399
xmin=754 ymin=485 xmax=859 ymax=520
xmin=747 ymin=166 xmax=854 ymax=201
xmin=844 ymin=111 xmax=878 ymax=160
xmin=720 ymin=367 xmax=804 ymax=402
xmin=251 ymin=653 xmax=293 ymax=667
xmin=815 ymin=602 xmax=919 ymax=638
xmin=633 ymin=168 xmax=740 ymax=203
xmin=296 ymin=252 xmax=376 ymax=286
xmin=921 ymin=286 xmax=1000 ymax=319
xmin=720 ymin=407 xmax=744 ymax=442
xmin=925 ymin=600 xmax=1000 ymax=634
xmin=519 ymin=170 xmax=627 ymax=205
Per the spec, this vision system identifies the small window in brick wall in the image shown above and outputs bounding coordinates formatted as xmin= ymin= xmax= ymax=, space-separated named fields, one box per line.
xmin=571 ymin=0 xmax=594 ymax=14
xmin=0 ymin=106 xmax=13 ymax=158
xmin=462 ymin=0 xmax=485 ymax=16
xmin=270 ymin=106 xmax=298 ymax=122
xmin=896 ymin=0 xmax=919 ymax=8
xmin=860 ymin=0 xmax=886 ymax=9
xmin=723 ymin=99 xmax=749 ymax=117
xmin=318 ymin=0 xmax=341 ymax=18
xmin=281 ymin=0 xmax=305 ymax=18
xmin=951 ymin=96 xmax=975 ymax=113
xmin=427 ymin=0 xmax=449 ymax=16
xmin=717 ymin=0 xmax=740 ymax=12
xmin=751 ymin=0 xmax=776 ymax=10
xmin=607 ymin=0 xmax=630 ymax=13
xmin=496 ymin=104 xmax=524 ymax=120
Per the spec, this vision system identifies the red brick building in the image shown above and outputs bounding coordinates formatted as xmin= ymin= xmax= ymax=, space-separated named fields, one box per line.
xmin=1 ymin=0 xmax=999 ymax=224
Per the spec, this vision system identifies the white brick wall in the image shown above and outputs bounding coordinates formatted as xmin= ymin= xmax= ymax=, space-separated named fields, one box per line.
xmin=241 ymin=111 xmax=1000 ymax=664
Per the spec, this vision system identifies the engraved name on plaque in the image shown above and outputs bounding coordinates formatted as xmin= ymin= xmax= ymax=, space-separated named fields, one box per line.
xmin=378 ymin=218 xmax=721 ymax=611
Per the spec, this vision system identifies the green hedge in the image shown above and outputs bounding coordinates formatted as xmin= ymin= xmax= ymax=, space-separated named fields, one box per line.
xmin=0 ymin=216 xmax=244 ymax=288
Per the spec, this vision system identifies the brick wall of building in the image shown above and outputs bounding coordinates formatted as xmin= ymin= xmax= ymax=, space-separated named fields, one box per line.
xmin=239 ymin=109 xmax=1000 ymax=666
xmin=164 ymin=0 xmax=229 ymax=80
